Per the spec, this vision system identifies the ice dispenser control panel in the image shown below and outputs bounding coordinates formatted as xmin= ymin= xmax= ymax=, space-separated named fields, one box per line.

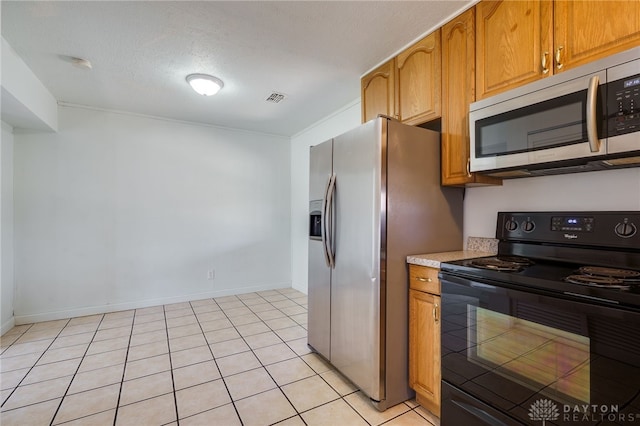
xmin=309 ymin=200 xmax=322 ymax=240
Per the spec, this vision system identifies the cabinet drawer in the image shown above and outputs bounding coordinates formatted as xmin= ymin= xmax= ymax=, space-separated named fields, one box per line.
xmin=409 ymin=264 xmax=440 ymax=294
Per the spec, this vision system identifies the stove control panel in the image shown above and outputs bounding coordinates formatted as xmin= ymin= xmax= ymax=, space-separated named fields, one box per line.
xmin=551 ymin=216 xmax=594 ymax=232
xmin=497 ymin=211 xmax=640 ymax=248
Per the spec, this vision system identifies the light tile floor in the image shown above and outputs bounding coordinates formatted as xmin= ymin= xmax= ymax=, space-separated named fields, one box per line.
xmin=0 ymin=288 xmax=439 ymax=426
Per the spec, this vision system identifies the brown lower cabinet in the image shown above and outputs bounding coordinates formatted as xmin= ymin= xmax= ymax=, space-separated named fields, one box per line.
xmin=408 ymin=264 xmax=441 ymax=417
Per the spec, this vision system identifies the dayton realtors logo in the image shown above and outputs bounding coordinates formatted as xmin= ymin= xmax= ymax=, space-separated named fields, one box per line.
xmin=529 ymin=399 xmax=560 ymax=425
xmin=529 ymin=399 xmax=640 ymax=424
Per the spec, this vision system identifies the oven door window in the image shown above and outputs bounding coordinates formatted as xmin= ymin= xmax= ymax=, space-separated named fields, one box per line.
xmin=441 ymin=276 xmax=640 ymax=425
xmin=471 ymin=306 xmax=590 ymax=404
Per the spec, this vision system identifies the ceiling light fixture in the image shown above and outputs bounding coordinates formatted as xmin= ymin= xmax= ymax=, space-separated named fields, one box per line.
xmin=186 ymin=74 xmax=224 ymax=96
xmin=71 ymin=57 xmax=92 ymax=70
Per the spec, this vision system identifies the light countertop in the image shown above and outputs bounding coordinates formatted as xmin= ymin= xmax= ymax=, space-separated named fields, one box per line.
xmin=407 ymin=236 xmax=498 ymax=268
xmin=407 ymin=250 xmax=494 ymax=268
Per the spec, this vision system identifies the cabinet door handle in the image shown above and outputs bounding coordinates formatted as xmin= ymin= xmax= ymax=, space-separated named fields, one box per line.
xmin=541 ymin=51 xmax=549 ymax=74
xmin=556 ymin=46 xmax=564 ymax=70
xmin=466 ymin=158 xmax=472 ymax=177
xmin=417 ymin=277 xmax=432 ymax=283
xmin=434 ymin=304 xmax=440 ymax=324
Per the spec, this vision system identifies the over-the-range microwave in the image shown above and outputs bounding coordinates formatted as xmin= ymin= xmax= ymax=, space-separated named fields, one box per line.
xmin=469 ymin=47 xmax=639 ymax=178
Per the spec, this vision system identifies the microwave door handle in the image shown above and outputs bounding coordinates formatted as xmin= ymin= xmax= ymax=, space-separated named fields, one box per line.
xmin=586 ymin=75 xmax=601 ymax=153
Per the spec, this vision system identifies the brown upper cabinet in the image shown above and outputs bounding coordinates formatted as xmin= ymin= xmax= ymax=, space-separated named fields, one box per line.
xmin=476 ymin=0 xmax=553 ymax=100
xmin=361 ymin=59 xmax=395 ymax=123
xmin=441 ymin=7 xmax=501 ymax=186
xmin=361 ymin=30 xmax=441 ymax=124
xmin=554 ymin=0 xmax=640 ymax=71
xmin=396 ymin=30 xmax=442 ymax=125
xmin=476 ymin=0 xmax=640 ymax=100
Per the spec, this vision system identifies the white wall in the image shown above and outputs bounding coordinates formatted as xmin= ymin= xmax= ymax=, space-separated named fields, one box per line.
xmin=463 ymin=168 xmax=640 ymax=241
xmin=1 ymin=121 xmax=15 ymax=333
xmin=13 ymin=105 xmax=291 ymax=323
xmin=289 ymin=99 xmax=361 ymax=294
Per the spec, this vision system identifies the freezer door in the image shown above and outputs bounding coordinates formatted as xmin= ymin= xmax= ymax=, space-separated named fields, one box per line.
xmin=307 ymin=140 xmax=333 ymax=359
xmin=331 ymin=119 xmax=384 ymax=401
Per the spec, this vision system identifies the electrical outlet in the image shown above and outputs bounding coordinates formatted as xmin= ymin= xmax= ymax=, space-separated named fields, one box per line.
xmin=207 ymin=270 xmax=215 ymax=280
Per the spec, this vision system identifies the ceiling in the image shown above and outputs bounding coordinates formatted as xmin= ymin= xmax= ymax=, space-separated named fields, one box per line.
xmin=1 ymin=1 xmax=473 ymax=136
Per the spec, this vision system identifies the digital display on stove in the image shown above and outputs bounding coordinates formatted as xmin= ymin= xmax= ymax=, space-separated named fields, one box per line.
xmin=551 ymin=216 xmax=594 ymax=232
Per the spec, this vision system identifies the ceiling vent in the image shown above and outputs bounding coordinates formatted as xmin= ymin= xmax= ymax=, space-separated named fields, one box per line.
xmin=265 ymin=92 xmax=286 ymax=103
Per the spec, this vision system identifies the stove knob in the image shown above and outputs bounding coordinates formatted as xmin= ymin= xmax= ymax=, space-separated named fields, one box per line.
xmin=615 ymin=220 xmax=637 ymax=238
xmin=522 ymin=219 xmax=536 ymax=233
xmin=505 ymin=219 xmax=518 ymax=231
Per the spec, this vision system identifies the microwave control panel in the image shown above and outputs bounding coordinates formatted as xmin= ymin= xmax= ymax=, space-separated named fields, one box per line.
xmin=608 ymin=74 xmax=640 ymax=136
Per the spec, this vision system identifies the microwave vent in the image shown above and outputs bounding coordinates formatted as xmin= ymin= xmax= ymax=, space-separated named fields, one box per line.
xmin=485 ymin=170 xmax=532 ymax=178
xmin=530 ymin=164 xmax=595 ymax=176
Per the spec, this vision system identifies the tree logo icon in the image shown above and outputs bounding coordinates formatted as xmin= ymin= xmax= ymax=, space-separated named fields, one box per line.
xmin=529 ymin=399 xmax=560 ymax=425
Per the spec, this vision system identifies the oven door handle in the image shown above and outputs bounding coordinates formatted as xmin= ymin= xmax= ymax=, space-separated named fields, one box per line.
xmin=470 ymin=282 xmax=497 ymax=290
xmin=451 ymin=399 xmax=512 ymax=426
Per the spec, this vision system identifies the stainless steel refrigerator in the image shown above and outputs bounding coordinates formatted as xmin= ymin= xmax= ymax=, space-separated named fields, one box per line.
xmin=307 ymin=117 xmax=463 ymax=411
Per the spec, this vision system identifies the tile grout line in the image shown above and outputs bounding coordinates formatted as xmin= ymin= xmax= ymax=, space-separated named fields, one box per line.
xmin=162 ymin=303 xmax=181 ymax=426
xmin=111 ymin=311 xmax=136 ymax=426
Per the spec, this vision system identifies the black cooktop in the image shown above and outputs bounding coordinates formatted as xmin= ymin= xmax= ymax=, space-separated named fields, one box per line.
xmin=439 ymin=211 xmax=640 ymax=309
xmin=440 ymin=256 xmax=640 ymax=310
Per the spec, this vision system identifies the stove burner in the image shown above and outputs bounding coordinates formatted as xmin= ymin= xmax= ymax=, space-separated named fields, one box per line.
xmin=564 ymin=266 xmax=640 ymax=289
xmin=578 ymin=266 xmax=640 ymax=279
xmin=470 ymin=257 xmax=531 ymax=272
xmin=565 ymin=274 xmax=630 ymax=288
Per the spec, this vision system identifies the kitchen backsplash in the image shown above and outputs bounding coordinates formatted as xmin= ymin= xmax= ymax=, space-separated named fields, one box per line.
xmin=467 ymin=236 xmax=498 ymax=253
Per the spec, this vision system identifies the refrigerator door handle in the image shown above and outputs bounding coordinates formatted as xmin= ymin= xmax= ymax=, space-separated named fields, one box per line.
xmin=321 ymin=175 xmax=332 ymax=267
xmin=324 ymin=173 xmax=337 ymax=268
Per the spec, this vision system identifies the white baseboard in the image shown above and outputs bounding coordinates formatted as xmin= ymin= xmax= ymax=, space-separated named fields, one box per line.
xmin=14 ymin=282 xmax=292 ymax=325
xmin=1 ymin=316 xmax=16 ymax=336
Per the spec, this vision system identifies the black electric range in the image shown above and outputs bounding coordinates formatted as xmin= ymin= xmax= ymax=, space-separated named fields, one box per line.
xmin=438 ymin=212 xmax=640 ymax=426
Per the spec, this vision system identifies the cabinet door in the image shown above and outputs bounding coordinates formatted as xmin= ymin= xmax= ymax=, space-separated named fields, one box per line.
xmin=476 ymin=0 xmax=553 ymax=100
xmin=361 ymin=59 xmax=395 ymax=123
xmin=409 ymin=289 xmax=441 ymax=417
xmin=441 ymin=7 xmax=502 ymax=187
xmin=396 ymin=30 xmax=441 ymax=125
xmin=554 ymin=0 xmax=640 ymax=72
